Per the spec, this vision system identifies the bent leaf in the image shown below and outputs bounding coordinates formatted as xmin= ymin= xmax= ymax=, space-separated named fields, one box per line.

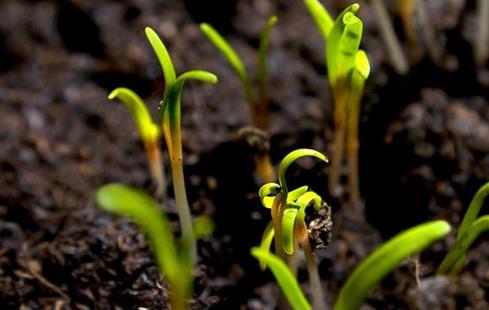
xmin=251 ymin=248 xmax=312 ymax=310
xmin=108 ymin=88 xmax=159 ymax=142
xmin=334 ymin=220 xmax=451 ymax=310
xmin=259 ymin=183 xmax=281 ymax=208
xmin=162 ymin=70 xmax=218 ymax=158
xmin=278 ymin=149 xmax=328 ymax=196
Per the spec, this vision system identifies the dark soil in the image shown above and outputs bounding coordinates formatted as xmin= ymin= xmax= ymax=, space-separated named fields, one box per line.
xmin=1 ymin=0 xmax=489 ymax=309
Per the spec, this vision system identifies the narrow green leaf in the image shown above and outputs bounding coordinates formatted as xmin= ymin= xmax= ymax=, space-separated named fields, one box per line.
xmin=96 ymin=183 xmax=189 ymax=298
xmin=304 ymin=0 xmax=334 ymax=40
xmin=334 ymin=220 xmax=451 ymax=310
xmin=278 ymin=149 xmax=328 ymax=196
xmin=258 ymin=222 xmax=275 ymax=270
xmin=457 ymin=182 xmax=489 ymax=241
xmin=439 ymin=215 xmax=489 ymax=275
xmin=200 ymin=23 xmax=251 ymax=99
xmin=282 ymin=207 xmax=299 ymax=255
xmin=251 ymin=248 xmax=312 ymax=310
xmin=257 ymin=16 xmax=278 ymax=92
xmin=354 ymin=49 xmax=370 ymax=80
xmin=288 ymin=186 xmax=310 ymax=202
xmin=108 ymin=88 xmax=159 ymax=142
xmin=296 ymin=191 xmax=322 ymax=212
xmin=145 ymin=27 xmax=176 ymax=93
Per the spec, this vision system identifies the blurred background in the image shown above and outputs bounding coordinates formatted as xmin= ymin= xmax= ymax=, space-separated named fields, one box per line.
xmin=1 ymin=0 xmax=489 ymax=308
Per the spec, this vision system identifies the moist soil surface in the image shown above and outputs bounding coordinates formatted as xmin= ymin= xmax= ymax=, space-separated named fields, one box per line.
xmin=1 ymin=0 xmax=489 ymax=309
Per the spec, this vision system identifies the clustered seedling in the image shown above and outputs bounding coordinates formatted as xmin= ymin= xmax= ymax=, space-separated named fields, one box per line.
xmin=438 ymin=182 xmax=489 ymax=275
xmin=94 ymin=4 xmax=489 ymax=310
xmin=200 ymin=17 xmax=278 ymax=182
xmin=305 ymin=1 xmax=370 ymax=204
xmin=105 ymin=27 xmax=217 ymax=266
xmin=257 ymin=148 xmax=329 ymax=310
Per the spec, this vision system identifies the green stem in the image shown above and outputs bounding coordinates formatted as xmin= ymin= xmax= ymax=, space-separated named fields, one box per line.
xmin=170 ymin=158 xmax=197 ymax=266
xmin=303 ymin=237 xmax=327 ymax=310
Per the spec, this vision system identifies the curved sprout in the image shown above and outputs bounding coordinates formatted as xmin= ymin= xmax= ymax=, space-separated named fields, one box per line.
xmin=259 ymin=183 xmax=281 ymax=209
xmin=251 ymin=248 xmax=312 ymax=310
xmin=258 ymin=222 xmax=275 ymax=270
xmin=162 ymin=70 xmax=218 ymax=159
xmin=439 ymin=215 xmax=489 ymax=275
xmin=108 ymin=88 xmax=159 ymax=142
xmin=96 ymin=184 xmax=190 ymax=307
xmin=304 ymin=0 xmax=334 ymax=40
xmin=278 ymin=149 xmax=328 ymax=196
xmin=200 ymin=23 xmax=251 ymax=99
xmin=145 ymin=27 xmax=176 ymax=97
xmin=326 ymin=4 xmax=362 ymax=87
xmin=334 ymin=220 xmax=451 ymax=310
xmin=457 ymin=182 xmax=489 ymax=241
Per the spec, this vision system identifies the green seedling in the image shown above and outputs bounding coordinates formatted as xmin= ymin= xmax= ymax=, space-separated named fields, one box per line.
xmin=258 ymin=148 xmax=328 ymax=310
xmin=251 ymin=248 xmax=312 ymax=310
xmin=438 ymin=182 xmax=489 ymax=275
xmin=335 ymin=220 xmax=451 ymax=310
xmin=305 ymin=1 xmax=370 ymax=204
xmin=200 ymin=16 xmax=277 ymax=130
xmin=108 ymin=88 xmax=166 ymax=197
xmin=96 ymin=184 xmax=191 ymax=310
xmin=145 ymin=27 xmax=218 ymax=265
xmin=200 ymin=18 xmax=277 ymax=182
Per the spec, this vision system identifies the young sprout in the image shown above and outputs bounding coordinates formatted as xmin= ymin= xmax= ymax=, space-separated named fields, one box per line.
xmin=96 ymin=183 xmax=191 ymax=310
xmin=200 ymin=16 xmax=277 ymax=130
xmin=145 ymin=27 xmax=218 ymax=265
xmin=258 ymin=149 xmax=329 ymax=310
xmin=200 ymin=18 xmax=277 ymax=183
xmin=370 ymin=0 xmax=409 ymax=74
xmin=251 ymin=248 xmax=312 ymax=310
xmin=108 ymin=88 xmax=166 ymax=197
xmin=438 ymin=182 xmax=489 ymax=275
xmin=305 ymin=1 xmax=370 ymax=204
xmin=335 ymin=220 xmax=451 ymax=310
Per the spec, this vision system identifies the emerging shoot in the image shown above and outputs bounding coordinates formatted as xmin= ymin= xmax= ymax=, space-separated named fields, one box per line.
xmin=335 ymin=220 xmax=451 ymax=310
xmin=305 ymin=1 xmax=370 ymax=204
xmin=145 ymin=26 xmax=218 ymax=266
xmin=200 ymin=16 xmax=277 ymax=130
xmin=200 ymin=18 xmax=278 ymax=183
xmin=96 ymin=184 xmax=191 ymax=310
xmin=257 ymin=149 xmax=329 ymax=310
xmin=108 ymin=88 xmax=166 ymax=197
xmin=438 ymin=182 xmax=489 ymax=275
